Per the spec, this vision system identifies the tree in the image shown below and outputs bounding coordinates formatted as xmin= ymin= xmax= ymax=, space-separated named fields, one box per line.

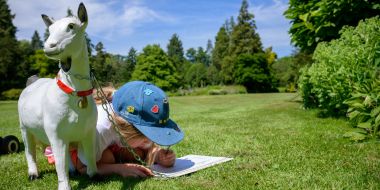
xmin=0 ymin=0 xmax=22 ymax=92
xmin=264 ymin=47 xmax=277 ymax=66
xmin=132 ymin=44 xmax=179 ymax=91
xmin=44 ymin=28 xmax=49 ymax=42
xmin=234 ymin=53 xmax=276 ymax=93
xmin=17 ymin=40 xmax=34 ymax=85
xmin=31 ymin=30 xmax=43 ymax=51
xmin=206 ymin=65 xmax=221 ymax=85
xmin=221 ymin=56 xmax=235 ymax=84
xmin=117 ymin=47 xmax=137 ymax=83
xmin=195 ymin=47 xmax=208 ymax=66
xmin=224 ymin=16 xmax=235 ymax=36
xmin=205 ymin=39 xmax=213 ymax=67
xmin=221 ymin=0 xmax=264 ymax=85
xmin=229 ymin=0 xmax=263 ymax=56
xmin=167 ymin=33 xmax=185 ymax=71
xmin=29 ymin=49 xmax=57 ymax=78
xmin=92 ymin=42 xmax=110 ymax=83
xmin=184 ymin=63 xmax=207 ymax=87
xmin=67 ymin=8 xmax=74 ymax=17
xmin=284 ymin=0 xmax=380 ymax=53
xmin=186 ymin=48 xmax=197 ymax=63
xmin=212 ymin=26 xmax=230 ymax=70
xmin=272 ymin=56 xmax=295 ymax=90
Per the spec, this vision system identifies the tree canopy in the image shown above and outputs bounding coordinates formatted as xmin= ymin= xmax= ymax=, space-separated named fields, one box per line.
xmin=284 ymin=0 xmax=380 ymax=53
xmin=132 ymin=44 xmax=179 ymax=91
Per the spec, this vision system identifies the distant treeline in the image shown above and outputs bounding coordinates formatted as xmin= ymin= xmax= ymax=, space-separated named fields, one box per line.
xmin=0 ymin=0 xmax=281 ymax=98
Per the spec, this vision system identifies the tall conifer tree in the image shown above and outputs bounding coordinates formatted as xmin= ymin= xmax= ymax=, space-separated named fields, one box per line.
xmin=167 ymin=33 xmax=185 ymax=71
xmin=230 ymin=0 xmax=263 ymax=56
xmin=205 ymin=39 xmax=213 ymax=67
xmin=117 ymin=47 xmax=137 ymax=82
xmin=212 ymin=26 xmax=229 ymax=71
xmin=31 ymin=30 xmax=43 ymax=51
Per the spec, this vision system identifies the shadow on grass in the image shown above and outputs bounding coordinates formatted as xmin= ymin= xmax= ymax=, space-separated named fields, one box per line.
xmin=70 ymin=173 xmax=144 ymax=189
xmin=15 ymin=142 xmax=144 ymax=189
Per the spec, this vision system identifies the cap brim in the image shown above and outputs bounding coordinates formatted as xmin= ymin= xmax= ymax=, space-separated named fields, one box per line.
xmin=133 ymin=119 xmax=184 ymax=146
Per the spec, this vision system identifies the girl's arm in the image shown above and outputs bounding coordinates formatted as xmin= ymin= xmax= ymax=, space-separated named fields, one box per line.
xmin=76 ymin=148 xmax=153 ymax=177
xmin=97 ymin=163 xmax=153 ymax=177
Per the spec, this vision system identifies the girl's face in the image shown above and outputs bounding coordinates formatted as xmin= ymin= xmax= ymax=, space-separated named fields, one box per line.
xmin=128 ymin=136 xmax=153 ymax=149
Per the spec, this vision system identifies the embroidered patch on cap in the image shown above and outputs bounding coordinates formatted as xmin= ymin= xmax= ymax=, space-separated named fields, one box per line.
xmin=159 ymin=119 xmax=168 ymax=124
xmin=144 ymin=89 xmax=154 ymax=96
xmin=151 ymin=105 xmax=159 ymax=113
xmin=127 ymin=106 xmax=135 ymax=113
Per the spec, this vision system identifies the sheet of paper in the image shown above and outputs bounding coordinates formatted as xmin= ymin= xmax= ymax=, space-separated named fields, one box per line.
xmin=151 ymin=155 xmax=233 ymax=178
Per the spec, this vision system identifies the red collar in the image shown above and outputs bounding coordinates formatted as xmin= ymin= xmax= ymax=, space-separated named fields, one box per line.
xmin=56 ymin=74 xmax=93 ymax=97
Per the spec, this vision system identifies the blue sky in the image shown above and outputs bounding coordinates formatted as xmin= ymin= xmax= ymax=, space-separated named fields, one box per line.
xmin=8 ymin=0 xmax=294 ymax=58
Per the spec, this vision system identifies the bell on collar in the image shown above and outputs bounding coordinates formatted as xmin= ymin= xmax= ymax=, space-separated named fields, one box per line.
xmin=78 ymin=96 xmax=88 ymax=109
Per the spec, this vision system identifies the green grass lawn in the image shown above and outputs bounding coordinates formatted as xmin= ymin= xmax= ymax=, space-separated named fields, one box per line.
xmin=0 ymin=93 xmax=379 ymax=189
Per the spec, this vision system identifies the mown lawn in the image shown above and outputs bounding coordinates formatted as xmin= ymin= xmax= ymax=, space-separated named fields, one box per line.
xmin=0 ymin=93 xmax=379 ymax=189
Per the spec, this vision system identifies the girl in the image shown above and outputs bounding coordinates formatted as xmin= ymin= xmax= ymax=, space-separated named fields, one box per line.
xmin=46 ymin=81 xmax=184 ymax=178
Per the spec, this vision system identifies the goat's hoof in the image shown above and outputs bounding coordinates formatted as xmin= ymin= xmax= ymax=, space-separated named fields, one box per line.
xmin=28 ymin=174 xmax=38 ymax=181
xmin=69 ymin=170 xmax=79 ymax=177
xmin=90 ymin=174 xmax=104 ymax=182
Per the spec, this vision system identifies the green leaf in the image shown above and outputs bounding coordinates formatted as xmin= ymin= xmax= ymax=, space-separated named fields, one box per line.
xmin=351 ymin=103 xmax=365 ymax=109
xmin=375 ymin=114 xmax=380 ymax=128
xmin=347 ymin=110 xmax=360 ymax=120
xmin=370 ymin=106 xmax=380 ymax=117
xmin=363 ymin=96 xmax=373 ymax=107
xmin=299 ymin=13 xmax=309 ymax=22
xmin=357 ymin=122 xmax=372 ymax=129
xmin=305 ymin=22 xmax=314 ymax=30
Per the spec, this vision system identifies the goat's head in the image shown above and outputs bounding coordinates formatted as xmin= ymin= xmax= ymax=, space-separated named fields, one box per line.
xmin=42 ymin=3 xmax=88 ymax=61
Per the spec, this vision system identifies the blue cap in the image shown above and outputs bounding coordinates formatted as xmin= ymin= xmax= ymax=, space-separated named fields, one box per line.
xmin=112 ymin=81 xmax=184 ymax=146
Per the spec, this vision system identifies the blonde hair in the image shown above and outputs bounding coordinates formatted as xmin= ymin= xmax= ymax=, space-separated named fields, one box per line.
xmin=113 ymin=113 xmax=158 ymax=166
xmin=93 ymin=86 xmax=116 ymax=105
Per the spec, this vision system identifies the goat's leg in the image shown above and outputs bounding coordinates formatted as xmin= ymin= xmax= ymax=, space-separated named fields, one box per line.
xmin=50 ymin=138 xmax=70 ymax=190
xmin=20 ymin=128 xmax=38 ymax=180
xmin=80 ymin=133 xmax=97 ymax=177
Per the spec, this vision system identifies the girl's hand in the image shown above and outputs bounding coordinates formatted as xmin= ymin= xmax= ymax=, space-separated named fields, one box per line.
xmin=156 ymin=149 xmax=176 ymax=167
xmin=120 ymin=163 xmax=154 ymax=178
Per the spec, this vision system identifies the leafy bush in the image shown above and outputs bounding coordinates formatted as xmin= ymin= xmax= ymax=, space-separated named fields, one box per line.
xmin=1 ymin=89 xmax=23 ymax=100
xmin=208 ymin=89 xmax=228 ymax=95
xmin=298 ymin=17 xmax=380 ymax=139
xmin=344 ymin=79 xmax=380 ymax=141
xmin=169 ymin=85 xmax=247 ymax=96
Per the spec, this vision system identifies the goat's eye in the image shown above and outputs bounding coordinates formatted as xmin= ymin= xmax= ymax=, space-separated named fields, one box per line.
xmin=68 ymin=23 xmax=74 ymax=30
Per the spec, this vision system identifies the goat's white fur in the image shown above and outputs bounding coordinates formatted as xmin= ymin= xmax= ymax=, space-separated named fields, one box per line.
xmin=18 ymin=3 xmax=97 ymax=190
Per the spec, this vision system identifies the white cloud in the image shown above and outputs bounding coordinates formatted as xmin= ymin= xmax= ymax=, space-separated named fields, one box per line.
xmin=251 ymin=0 xmax=293 ymax=56
xmin=8 ymin=0 xmax=175 ymax=41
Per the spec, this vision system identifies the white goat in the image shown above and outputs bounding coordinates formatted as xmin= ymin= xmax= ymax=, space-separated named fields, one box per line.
xmin=18 ymin=3 xmax=97 ymax=190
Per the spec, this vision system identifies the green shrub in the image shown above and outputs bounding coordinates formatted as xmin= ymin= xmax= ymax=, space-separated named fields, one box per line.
xmin=298 ymin=16 xmax=380 ymax=139
xmin=234 ymin=53 xmax=277 ymax=93
xmin=1 ymin=89 xmax=23 ymax=100
xmin=169 ymin=85 xmax=247 ymax=96
xmin=344 ymin=79 xmax=380 ymax=141
xmin=208 ymin=89 xmax=227 ymax=95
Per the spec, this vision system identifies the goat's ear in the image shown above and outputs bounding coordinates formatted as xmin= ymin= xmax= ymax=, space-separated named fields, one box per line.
xmin=77 ymin=2 xmax=88 ymax=28
xmin=41 ymin=14 xmax=54 ymax=27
